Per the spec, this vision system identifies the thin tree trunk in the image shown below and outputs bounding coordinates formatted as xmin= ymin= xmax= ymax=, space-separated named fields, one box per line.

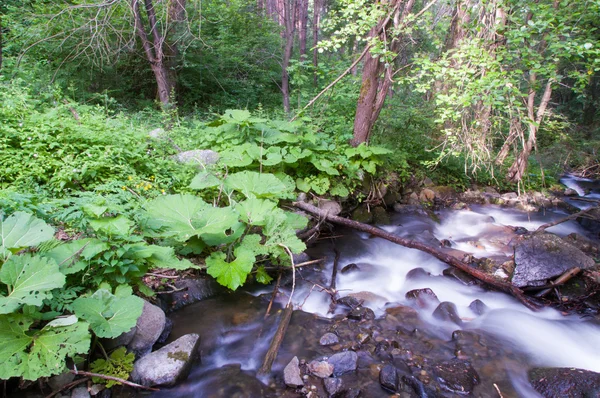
xmin=0 ymin=16 xmax=3 ymax=70
xmin=298 ymin=0 xmax=309 ymax=59
xmin=312 ymin=0 xmax=321 ymax=86
xmin=281 ymin=0 xmax=297 ymax=114
xmin=507 ymin=76 xmax=553 ymax=182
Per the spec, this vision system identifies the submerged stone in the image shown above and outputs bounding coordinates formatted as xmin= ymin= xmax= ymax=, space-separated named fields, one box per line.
xmin=328 ymin=351 xmax=358 ymax=376
xmin=529 ymin=367 xmax=600 ymax=397
xmin=379 ymin=364 xmax=398 ymax=392
xmin=433 ymin=359 xmax=480 ymax=394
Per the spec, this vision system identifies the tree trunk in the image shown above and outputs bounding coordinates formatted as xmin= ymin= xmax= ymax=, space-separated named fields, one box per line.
xmin=312 ymin=0 xmax=321 ymax=86
xmin=0 ymin=16 xmax=3 ymax=71
xmin=132 ymin=0 xmax=177 ymax=108
xmin=351 ymin=0 xmax=415 ymax=146
xmin=298 ymin=0 xmax=309 ymax=59
xmin=281 ymin=0 xmax=297 ymax=114
xmin=507 ymin=76 xmax=553 ymax=182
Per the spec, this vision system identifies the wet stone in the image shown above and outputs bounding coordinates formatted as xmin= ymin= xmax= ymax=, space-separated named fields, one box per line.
xmin=468 ymin=299 xmax=488 ymax=315
xmin=432 ymin=302 xmax=463 ymax=326
xmin=328 ymin=351 xmax=358 ymax=377
xmin=320 ymin=332 xmax=340 ymax=346
xmin=337 ymin=296 xmax=363 ymax=309
xmin=308 ymin=360 xmax=334 ymax=378
xmin=529 ymin=367 xmax=600 ymax=397
xmin=347 ymin=307 xmax=375 ymax=321
xmin=433 ymin=359 xmax=480 ymax=394
xmin=284 ymin=356 xmax=304 ymax=388
xmin=379 ymin=364 xmax=399 ymax=392
xmin=442 ymin=267 xmax=477 ymax=286
xmin=406 ymin=267 xmax=430 ymax=280
xmin=405 ymin=288 xmax=439 ymax=308
xmin=323 ymin=377 xmax=344 ymax=396
xmin=340 ymin=263 xmax=360 ymax=274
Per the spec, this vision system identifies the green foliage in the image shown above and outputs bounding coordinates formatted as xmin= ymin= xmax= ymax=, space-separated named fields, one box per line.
xmin=72 ymin=285 xmax=143 ymax=339
xmin=0 ymin=211 xmax=55 ymax=261
xmin=90 ymin=347 xmax=135 ymax=388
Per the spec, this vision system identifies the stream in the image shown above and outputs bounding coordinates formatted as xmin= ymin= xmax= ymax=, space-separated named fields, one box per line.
xmin=146 ymin=176 xmax=600 ymax=397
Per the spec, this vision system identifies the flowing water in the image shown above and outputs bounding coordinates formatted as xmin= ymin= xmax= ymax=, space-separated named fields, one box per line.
xmin=150 ymin=176 xmax=600 ymax=397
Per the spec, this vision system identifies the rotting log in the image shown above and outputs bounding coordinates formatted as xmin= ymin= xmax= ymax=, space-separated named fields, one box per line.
xmin=294 ymin=201 xmax=541 ymax=311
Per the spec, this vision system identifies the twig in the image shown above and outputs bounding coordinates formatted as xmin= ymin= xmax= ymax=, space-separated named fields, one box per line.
xmin=534 ymin=267 xmax=581 ymax=298
xmin=493 ymin=383 xmax=505 ymax=398
xmin=265 ymin=272 xmax=282 ymax=319
xmin=67 ymin=370 xmax=159 ymax=392
xmin=535 ymin=206 xmax=598 ymax=233
xmin=145 ymin=272 xmax=180 ymax=279
xmin=44 ymin=377 xmax=89 ymax=398
xmin=294 ymin=201 xmax=541 ymax=311
xmin=568 ymin=197 xmax=600 ymax=203
xmin=257 ymin=304 xmax=294 ymax=377
xmin=328 ymin=248 xmax=341 ymax=314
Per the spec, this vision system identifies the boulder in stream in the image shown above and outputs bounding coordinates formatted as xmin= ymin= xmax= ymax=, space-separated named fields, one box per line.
xmin=283 ymin=356 xmax=303 ymax=388
xmin=432 ymin=359 xmax=480 ymax=394
xmin=131 ymin=333 xmax=200 ymax=387
xmin=127 ymin=300 xmax=166 ymax=357
xmin=512 ymin=233 xmax=596 ymax=287
xmin=529 ymin=367 xmax=600 ymax=397
xmin=328 ymin=351 xmax=358 ymax=376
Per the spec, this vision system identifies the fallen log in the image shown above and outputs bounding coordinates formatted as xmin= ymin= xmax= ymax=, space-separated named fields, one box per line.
xmin=294 ymin=201 xmax=541 ymax=311
xmin=535 ymin=205 xmax=599 ymax=233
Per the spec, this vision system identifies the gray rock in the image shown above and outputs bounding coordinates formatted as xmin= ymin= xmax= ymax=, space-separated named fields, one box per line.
xmin=128 ymin=300 xmax=166 ymax=357
xmin=319 ymin=332 xmax=340 ymax=346
xmin=564 ymin=188 xmax=579 ymax=196
xmin=308 ymin=360 xmax=334 ymax=378
xmin=103 ymin=326 xmax=137 ymax=351
xmin=323 ymin=377 xmax=344 ymax=396
xmin=529 ymin=367 xmax=600 ymax=397
xmin=148 ymin=128 xmax=165 ymax=139
xmin=157 ymin=317 xmax=173 ymax=344
xmin=131 ymin=333 xmax=200 ymax=387
xmin=48 ymin=372 xmax=76 ymax=391
xmin=319 ymin=200 xmax=343 ymax=216
xmin=71 ymin=386 xmax=90 ymax=398
xmin=468 ymin=299 xmax=488 ymax=315
xmin=341 ymin=263 xmax=360 ymax=274
xmin=162 ymin=278 xmax=219 ymax=312
xmin=88 ymin=384 xmax=104 ymax=396
xmin=347 ymin=307 xmax=375 ymax=321
xmin=328 ymin=351 xmax=358 ymax=377
xmin=379 ymin=364 xmax=399 ymax=392
xmin=512 ymin=233 xmax=596 ymax=287
xmin=433 ymin=360 xmax=479 ymax=394
xmin=405 ymin=288 xmax=439 ymax=308
xmin=283 ymin=356 xmax=303 ymax=388
xmin=174 ymin=150 xmax=219 ymax=166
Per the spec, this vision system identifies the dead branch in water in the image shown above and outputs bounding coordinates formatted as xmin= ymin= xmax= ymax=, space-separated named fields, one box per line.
xmin=535 ymin=205 xmax=598 ymax=233
xmin=257 ymin=304 xmax=293 ymax=377
xmin=293 ymin=201 xmax=541 ymax=311
xmin=534 ymin=267 xmax=581 ymax=298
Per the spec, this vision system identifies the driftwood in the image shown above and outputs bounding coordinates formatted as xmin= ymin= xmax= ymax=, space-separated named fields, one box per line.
xmin=67 ymin=370 xmax=159 ymax=391
xmin=294 ymin=201 xmax=541 ymax=311
xmin=534 ymin=267 xmax=581 ymax=298
xmin=257 ymin=304 xmax=293 ymax=377
xmin=535 ymin=205 xmax=598 ymax=233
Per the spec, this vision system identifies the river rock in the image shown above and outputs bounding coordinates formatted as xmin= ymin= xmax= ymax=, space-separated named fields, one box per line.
xmin=432 ymin=302 xmax=463 ymax=326
xmin=379 ymin=364 xmax=399 ymax=392
xmin=341 ymin=263 xmax=360 ymax=274
xmin=131 ymin=333 xmax=200 ymax=387
xmin=318 ymin=200 xmax=343 ymax=216
xmin=48 ymin=372 xmax=76 ymax=391
xmin=189 ymin=364 xmax=272 ymax=396
xmin=328 ymin=351 xmax=358 ymax=376
xmin=442 ymin=267 xmax=477 ymax=286
xmin=283 ymin=356 xmax=303 ymax=388
xmin=323 ymin=377 xmax=344 ymax=396
xmin=347 ymin=306 xmax=375 ymax=321
xmin=433 ymin=359 xmax=480 ymax=394
xmin=308 ymin=360 xmax=334 ymax=378
xmin=529 ymin=367 xmax=600 ymax=397
xmin=351 ymin=205 xmax=373 ymax=223
xmin=161 ymin=278 xmax=219 ymax=312
xmin=127 ymin=300 xmax=166 ymax=357
xmin=174 ymin=149 xmax=219 ymax=166
xmin=419 ymin=188 xmax=435 ymax=202
xmin=512 ymin=233 xmax=596 ymax=287
xmin=320 ymin=332 xmax=340 ymax=346
xmin=405 ymin=288 xmax=439 ymax=308
xmin=468 ymin=299 xmax=488 ymax=315
xmin=70 ymin=386 xmax=90 ymax=398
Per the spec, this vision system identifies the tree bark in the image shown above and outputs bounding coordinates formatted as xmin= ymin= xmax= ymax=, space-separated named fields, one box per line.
xmin=351 ymin=0 xmax=415 ymax=146
xmin=298 ymin=0 xmax=309 ymax=59
xmin=281 ymin=0 xmax=297 ymax=114
xmin=312 ymin=0 xmax=321 ymax=86
xmin=294 ymin=201 xmax=541 ymax=311
xmin=0 ymin=16 xmax=3 ymax=71
xmin=132 ymin=0 xmax=176 ymax=108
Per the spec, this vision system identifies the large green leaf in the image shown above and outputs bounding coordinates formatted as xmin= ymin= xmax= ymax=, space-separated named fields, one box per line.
xmin=72 ymin=288 xmax=143 ymax=338
xmin=189 ymin=171 xmax=221 ymax=190
xmin=89 ymin=215 xmax=133 ymax=237
xmin=126 ymin=244 xmax=196 ymax=270
xmin=235 ymin=198 xmax=277 ymax=226
xmin=264 ymin=212 xmax=307 ymax=258
xmin=146 ymin=194 xmax=241 ymax=245
xmin=222 ymin=109 xmax=251 ymax=123
xmin=224 ymin=171 xmax=293 ymax=199
xmin=206 ymin=247 xmax=255 ymax=291
xmin=43 ymin=238 xmax=109 ymax=275
xmin=0 ymin=313 xmax=91 ymax=380
xmin=1 ymin=212 xmax=54 ymax=261
xmin=0 ymin=255 xmax=65 ymax=314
